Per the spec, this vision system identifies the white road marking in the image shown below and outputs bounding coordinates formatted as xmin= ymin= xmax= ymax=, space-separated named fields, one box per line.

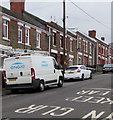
xmin=82 ymin=88 xmax=113 ymax=91
xmin=15 ymin=104 xmax=74 ymax=116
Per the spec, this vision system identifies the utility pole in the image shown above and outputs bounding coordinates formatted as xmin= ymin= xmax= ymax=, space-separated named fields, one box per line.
xmin=63 ymin=0 xmax=66 ymax=80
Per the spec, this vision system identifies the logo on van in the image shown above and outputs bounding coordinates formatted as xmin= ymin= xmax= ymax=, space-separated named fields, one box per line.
xmin=10 ymin=62 xmax=25 ymax=69
xmin=41 ymin=61 xmax=48 ymax=67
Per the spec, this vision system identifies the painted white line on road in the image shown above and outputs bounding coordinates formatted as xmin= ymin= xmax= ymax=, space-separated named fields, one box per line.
xmin=15 ymin=104 xmax=74 ymax=117
xmin=82 ymin=88 xmax=113 ymax=91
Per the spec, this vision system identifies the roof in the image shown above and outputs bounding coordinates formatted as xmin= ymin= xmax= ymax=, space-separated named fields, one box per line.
xmin=76 ymin=31 xmax=97 ymax=43
xmin=1 ymin=5 xmax=77 ymax=38
xmin=0 ymin=5 xmax=47 ymax=29
xmin=48 ymin=22 xmax=77 ymax=38
xmin=95 ymin=37 xmax=108 ymax=46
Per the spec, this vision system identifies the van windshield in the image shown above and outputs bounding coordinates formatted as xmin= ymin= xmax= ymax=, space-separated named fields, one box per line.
xmin=66 ymin=67 xmax=78 ymax=71
xmin=104 ymin=64 xmax=113 ymax=67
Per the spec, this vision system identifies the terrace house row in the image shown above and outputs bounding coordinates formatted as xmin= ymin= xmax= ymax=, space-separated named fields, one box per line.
xmin=76 ymin=30 xmax=113 ymax=66
xmin=0 ymin=1 xmax=77 ymax=67
xmin=0 ymin=0 xmax=113 ymax=68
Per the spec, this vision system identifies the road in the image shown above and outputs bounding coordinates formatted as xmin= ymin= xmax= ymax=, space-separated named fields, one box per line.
xmin=2 ymin=73 xmax=113 ymax=119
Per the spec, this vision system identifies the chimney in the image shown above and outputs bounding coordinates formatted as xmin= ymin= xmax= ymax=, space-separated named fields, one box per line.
xmin=88 ymin=30 xmax=96 ymax=39
xmin=101 ymin=37 xmax=105 ymax=41
xmin=10 ymin=0 xmax=25 ymax=14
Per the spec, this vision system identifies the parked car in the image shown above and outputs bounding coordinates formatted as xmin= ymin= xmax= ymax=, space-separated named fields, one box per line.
xmin=86 ymin=67 xmax=96 ymax=73
xmin=3 ymin=55 xmax=63 ymax=93
xmin=102 ymin=64 xmax=113 ymax=74
xmin=64 ymin=65 xmax=92 ymax=81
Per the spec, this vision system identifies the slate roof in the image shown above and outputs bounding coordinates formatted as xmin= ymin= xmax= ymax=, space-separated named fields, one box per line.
xmin=1 ymin=5 xmax=77 ymax=38
xmin=0 ymin=5 xmax=47 ymax=29
xmin=76 ymin=31 xmax=97 ymax=43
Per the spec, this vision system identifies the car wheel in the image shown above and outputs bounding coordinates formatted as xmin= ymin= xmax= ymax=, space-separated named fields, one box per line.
xmin=39 ymin=81 xmax=45 ymax=92
xmin=58 ymin=78 xmax=63 ymax=87
xmin=81 ymin=74 xmax=84 ymax=81
xmin=90 ymin=73 xmax=92 ymax=79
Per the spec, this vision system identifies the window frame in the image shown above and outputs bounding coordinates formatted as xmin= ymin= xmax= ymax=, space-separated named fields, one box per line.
xmin=25 ymin=28 xmax=30 ymax=45
xmin=36 ymin=31 xmax=41 ymax=48
xmin=3 ymin=20 xmax=9 ymax=39
xmin=60 ymin=35 xmax=63 ymax=49
xmin=53 ymin=32 xmax=56 ymax=46
xmin=18 ymin=25 xmax=23 ymax=43
xmin=70 ymin=39 xmax=73 ymax=52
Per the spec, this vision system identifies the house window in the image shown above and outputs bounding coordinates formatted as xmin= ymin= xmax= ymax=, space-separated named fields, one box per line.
xmin=89 ymin=43 xmax=92 ymax=54
xmin=99 ymin=44 xmax=101 ymax=54
xmin=25 ymin=28 xmax=29 ymax=45
xmin=18 ymin=25 xmax=23 ymax=43
xmin=60 ymin=35 xmax=63 ymax=48
xmin=3 ymin=20 xmax=8 ymax=39
xmin=102 ymin=46 xmax=104 ymax=55
xmin=53 ymin=32 xmax=56 ymax=46
xmin=78 ymin=39 xmax=81 ymax=49
xmin=86 ymin=41 xmax=88 ymax=53
xmin=70 ymin=39 xmax=73 ymax=52
xmin=105 ymin=48 xmax=107 ymax=56
xmin=36 ymin=32 xmax=41 ymax=48
xmin=83 ymin=40 xmax=86 ymax=52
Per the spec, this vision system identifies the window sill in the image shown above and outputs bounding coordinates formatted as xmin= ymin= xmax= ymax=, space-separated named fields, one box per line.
xmin=53 ymin=45 xmax=56 ymax=47
xmin=18 ymin=42 xmax=31 ymax=47
xmin=3 ymin=37 xmax=10 ymax=41
xmin=25 ymin=43 xmax=31 ymax=47
xmin=36 ymin=47 xmax=41 ymax=49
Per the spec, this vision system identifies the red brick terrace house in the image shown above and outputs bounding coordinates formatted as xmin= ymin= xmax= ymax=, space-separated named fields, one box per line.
xmin=47 ymin=21 xmax=77 ymax=66
xmin=0 ymin=0 xmax=77 ymax=67
xmin=76 ymin=30 xmax=110 ymax=67
xmin=0 ymin=1 xmax=49 ymax=51
xmin=88 ymin=30 xmax=108 ymax=65
xmin=76 ymin=31 xmax=96 ymax=66
xmin=108 ymin=43 xmax=113 ymax=64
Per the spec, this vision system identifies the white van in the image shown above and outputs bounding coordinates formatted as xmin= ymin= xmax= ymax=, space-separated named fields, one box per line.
xmin=3 ymin=55 xmax=63 ymax=93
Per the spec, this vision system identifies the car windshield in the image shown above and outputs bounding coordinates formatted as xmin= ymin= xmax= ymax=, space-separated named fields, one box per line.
xmin=66 ymin=67 xmax=78 ymax=71
xmin=103 ymin=64 xmax=113 ymax=67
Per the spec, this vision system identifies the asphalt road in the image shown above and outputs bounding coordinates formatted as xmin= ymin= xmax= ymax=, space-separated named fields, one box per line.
xmin=2 ymin=73 xmax=113 ymax=119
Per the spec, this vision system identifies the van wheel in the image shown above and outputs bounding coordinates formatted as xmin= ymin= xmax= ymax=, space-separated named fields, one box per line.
xmin=11 ymin=89 xmax=18 ymax=94
xmin=58 ymin=78 xmax=63 ymax=87
xmin=81 ymin=74 xmax=84 ymax=81
xmin=39 ymin=81 xmax=45 ymax=92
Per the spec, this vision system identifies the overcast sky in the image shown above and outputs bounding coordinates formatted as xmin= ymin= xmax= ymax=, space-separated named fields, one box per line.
xmin=0 ymin=0 xmax=112 ymax=44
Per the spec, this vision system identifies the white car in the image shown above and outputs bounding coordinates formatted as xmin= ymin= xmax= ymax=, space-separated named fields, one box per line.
xmin=64 ymin=65 xmax=92 ymax=81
